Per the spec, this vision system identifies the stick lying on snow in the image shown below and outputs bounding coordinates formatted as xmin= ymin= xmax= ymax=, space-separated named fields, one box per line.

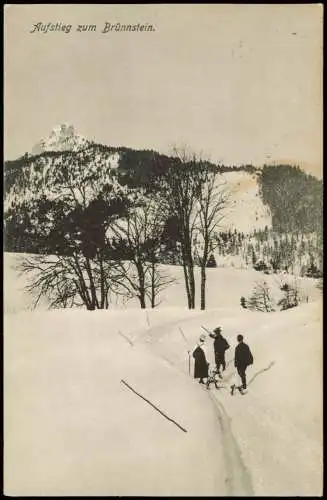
xmin=118 ymin=330 xmax=134 ymax=347
xmin=121 ymin=379 xmax=187 ymax=433
xmin=178 ymin=326 xmax=187 ymax=343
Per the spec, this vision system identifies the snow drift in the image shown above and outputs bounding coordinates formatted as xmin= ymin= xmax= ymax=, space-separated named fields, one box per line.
xmin=3 ymin=253 xmax=323 ymax=496
xmin=3 ymin=252 xmax=320 ymax=313
xmin=4 ymin=299 xmax=323 ymax=496
xmin=4 ymin=309 xmax=228 ymax=496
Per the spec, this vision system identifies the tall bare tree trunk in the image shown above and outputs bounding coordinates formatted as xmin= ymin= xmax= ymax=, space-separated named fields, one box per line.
xmin=183 ymin=231 xmax=196 ymax=309
xmin=181 ymin=242 xmax=192 ymax=308
xmin=72 ymin=255 xmax=92 ymax=309
xmin=151 ymin=260 xmax=155 ymax=308
xmin=187 ymin=237 xmax=196 ymax=309
xmin=188 ymin=264 xmax=196 ymax=309
xmin=200 ymin=240 xmax=209 ymax=310
xmin=200 ymin=265 xmax=206 ymax=310
xmin=136 ymin=261 xmax=146 ymax=309
xmin=85 ymin=257 xmax=99 ymax=310
xmin=139 ymin=294 xmax=146 ymax=309
xmin=99 ymin=254 xmax=106 ymax=309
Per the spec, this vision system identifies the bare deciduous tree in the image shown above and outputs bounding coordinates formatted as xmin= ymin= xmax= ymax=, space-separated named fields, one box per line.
xmin=17 ymin=252 xmax=122 ymax=310
xmin=15 ymin=155 xmax=132 ymax=310
xmin=109 ymin=195 xmax=176 ymax=309
xmin=194 ymin=165 xmax=229 ymax=309
xmin=160 ymin=147 xmax=203 ymax=309
xmin=246 ymin=281 xmax=275 ymax=312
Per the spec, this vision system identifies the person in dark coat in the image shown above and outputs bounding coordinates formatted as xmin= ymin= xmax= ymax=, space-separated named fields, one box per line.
xmin=210 ymin=326 xmax=230 ymax=378
xmin=192 ymin=334 xmax=209 ymax=384
xmin=231 ymin=334 xmax=253 ymax=395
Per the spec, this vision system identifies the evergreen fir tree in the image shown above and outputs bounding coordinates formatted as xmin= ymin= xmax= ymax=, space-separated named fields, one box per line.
xmin=206 ymin=253 xmax=217 ymax=268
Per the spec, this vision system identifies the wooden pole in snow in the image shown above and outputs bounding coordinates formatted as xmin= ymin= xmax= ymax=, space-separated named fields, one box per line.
xmin=178 ymin=327 xmax=191 ymax=375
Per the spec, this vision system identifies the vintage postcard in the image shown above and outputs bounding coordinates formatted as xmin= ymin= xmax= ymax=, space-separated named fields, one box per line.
xmin=3 ymin=4 xmax=323 ymax=496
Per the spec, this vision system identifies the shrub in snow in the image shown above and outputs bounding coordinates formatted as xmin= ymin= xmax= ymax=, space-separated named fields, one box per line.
xmin=246 ymin=281 xmax=275 ymax=312
xmin=316 ymin=277 xmax=323 ymax=293
xmin=305 ymin=261 xmax=323 ymax=279
xmin=206 ymin=254 xmax=217 ymax=268
xmin=253 ymin=260 xmax=270 ymax=273
xmin=240 ymin=296 xmax=247 ymax=309
xmin=277 ymin=282 xmax=300 ymax=311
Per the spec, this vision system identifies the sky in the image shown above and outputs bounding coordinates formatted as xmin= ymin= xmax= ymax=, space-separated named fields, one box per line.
xmin=4 ymin=4 xmax=323 ymax=178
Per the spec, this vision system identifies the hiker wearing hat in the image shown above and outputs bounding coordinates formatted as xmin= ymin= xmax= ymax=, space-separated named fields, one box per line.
xmin=210 ymin=327 xmax=230 ymax=379
xmin=191 ymin=334 xmax=209 ymax=384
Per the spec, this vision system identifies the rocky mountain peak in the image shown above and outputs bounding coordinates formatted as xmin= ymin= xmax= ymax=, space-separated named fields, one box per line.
xmin=31 ymin=124 xmax=88 ymax=155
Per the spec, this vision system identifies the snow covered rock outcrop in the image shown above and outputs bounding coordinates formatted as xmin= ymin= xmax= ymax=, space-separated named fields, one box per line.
xmin=31 ymin=124 xmax=89 ymax=155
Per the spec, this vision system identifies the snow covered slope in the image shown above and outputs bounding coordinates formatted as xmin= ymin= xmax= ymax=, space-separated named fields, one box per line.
xmin=219 ymin=171 xmax=271 ymax=232
xmin=4 ymin=253 xmax=321 ymax=314
xmin=6 ymin=128 xmax=273 ymax=234
xmin=136 ymin=302 xmax=322 ymax=496
xmin=4 ymin=299 xmax=322 ymax=496
xmin=4 ymin=308 xmax=227 ymax=496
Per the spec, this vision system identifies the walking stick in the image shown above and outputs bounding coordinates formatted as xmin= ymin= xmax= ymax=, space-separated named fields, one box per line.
xmin=179 ymin=326 xmax=191 ymax=375
xmin=201 ymin=325 xmax=213 ymax=336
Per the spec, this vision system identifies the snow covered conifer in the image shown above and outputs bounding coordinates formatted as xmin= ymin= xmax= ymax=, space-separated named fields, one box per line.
xmin=206 ymin=253 xmax=217 ymax=268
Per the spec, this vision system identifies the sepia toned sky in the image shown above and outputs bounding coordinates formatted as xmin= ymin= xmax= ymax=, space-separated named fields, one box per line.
xmin=4 ymin=4 xmax=323 ymax=178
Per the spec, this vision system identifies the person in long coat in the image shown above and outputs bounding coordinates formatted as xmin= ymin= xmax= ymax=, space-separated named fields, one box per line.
xmin=192 ymin=334 xmax=209 ymax=384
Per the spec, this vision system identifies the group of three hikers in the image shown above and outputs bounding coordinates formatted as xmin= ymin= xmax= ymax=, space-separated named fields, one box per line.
xmin=191 ymin=327 xmax=253 ymax=395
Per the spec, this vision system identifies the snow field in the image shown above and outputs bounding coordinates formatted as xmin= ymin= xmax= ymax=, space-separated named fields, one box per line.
xmin=3 ymin=253 xmax=323 ymax=495
xmin=219 ymin=171 xmax=271 ymax=233
xmin=211 ymin=302 xmax=323 ymax=496
xmin=4 ymin=309 xmax=228 ymax=496
xmin=4 ymin=252 xmax=321 ymax=314
xmin=135 ymin=302 xmax=323 ymax=495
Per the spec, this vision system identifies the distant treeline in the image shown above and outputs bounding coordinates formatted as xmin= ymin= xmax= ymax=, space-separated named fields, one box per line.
xmin=259 ymin=164 xmax=323 ymax=234
xmin=4 ymin=146 xmax=323 ymax=260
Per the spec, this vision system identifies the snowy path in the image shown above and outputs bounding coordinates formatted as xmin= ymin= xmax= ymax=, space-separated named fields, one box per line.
xmin=4 ymin=256 xmax=322 ymax=495
xmin=131 ymin=312 xmax=256 ymax=496
xmin=208 ymin=390 xmax=254 ymax=496
xmin=4 ymin=309 xmax=229 ymax=496
xmin=4 ymin=301 xmax=322 ymax=496
xmin=121 ymin=310 xmax=255 ymax=495
xmin=132 ymin=302 xmax=323 ymax=496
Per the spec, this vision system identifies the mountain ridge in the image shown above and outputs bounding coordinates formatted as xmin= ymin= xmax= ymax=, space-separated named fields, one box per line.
xmin=4 ymin=125 xmax=323 ymax=261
